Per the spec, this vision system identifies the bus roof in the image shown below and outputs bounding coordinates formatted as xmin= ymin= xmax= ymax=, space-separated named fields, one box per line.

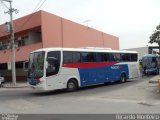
xmin=31 ymin=47 xmax=138 ymax=54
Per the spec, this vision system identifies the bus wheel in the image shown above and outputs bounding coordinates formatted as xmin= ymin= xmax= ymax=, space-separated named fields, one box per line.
xmin=120 ymin=73 xmax=126 ymax=83
xmin=67 ymin=79 xmax=78 ymax=92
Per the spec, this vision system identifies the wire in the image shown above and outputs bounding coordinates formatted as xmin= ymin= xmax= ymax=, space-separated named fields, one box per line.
xmin=0 ymin=0 xmax=9 ymax=10
xmin=16 ymin=0 xmax=47 ymax=31
xmin=0 ymin=1 xmax=10 ymax=41
xmin=35 ymin=0 xmax=47 ymax=11
xmin=33 ymin=0 xmax=44 ymax=12
xmin=0 ymin=0 xmax=47 ymax=40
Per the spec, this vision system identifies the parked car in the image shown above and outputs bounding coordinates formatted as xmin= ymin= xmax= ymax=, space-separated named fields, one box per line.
xmin=0 ymin=74 xmax=5 ymax=85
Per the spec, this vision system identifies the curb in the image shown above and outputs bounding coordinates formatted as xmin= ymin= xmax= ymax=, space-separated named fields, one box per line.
xmin=149 ymin=81 xmax=158 ymax=84
xmin=3 ymin=85 xmax=29 ymax=88
xmin=1 ymin=83 xmax=29 ymax=88
xmin=148 ymin=75 xmax=159 ymax=84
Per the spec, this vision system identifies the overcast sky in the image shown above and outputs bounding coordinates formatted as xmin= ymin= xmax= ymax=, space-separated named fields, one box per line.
xmin=0 ymin=0 xmax=160 ymax=49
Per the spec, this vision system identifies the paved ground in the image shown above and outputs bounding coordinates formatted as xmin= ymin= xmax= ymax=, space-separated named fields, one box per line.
xmin=0 ymin=75 xmax=160 ymax=114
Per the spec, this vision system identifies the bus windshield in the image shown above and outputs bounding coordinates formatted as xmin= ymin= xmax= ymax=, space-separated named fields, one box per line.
xmin=28 ymin=51 xmax=45 ymax=79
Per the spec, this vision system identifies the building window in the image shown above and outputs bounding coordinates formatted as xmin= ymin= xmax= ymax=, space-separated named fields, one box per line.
xmin=0 ymin=63 xmax=7 ymax=70
xmin=18 ymin=36 xmax=29 ymax=47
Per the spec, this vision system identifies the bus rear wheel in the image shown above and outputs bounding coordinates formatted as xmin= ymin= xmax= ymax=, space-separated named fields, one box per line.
xmin=67 ymin=79 xmax=78 ymax=92
xmin=120 ymin=73 xmax=126 ymax=83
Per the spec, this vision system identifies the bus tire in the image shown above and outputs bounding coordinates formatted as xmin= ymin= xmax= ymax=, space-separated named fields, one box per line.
xmin=67 ymin=79 xmax=78 ymax=92
xmin=120 ymin=73 xmax=126 ymax=83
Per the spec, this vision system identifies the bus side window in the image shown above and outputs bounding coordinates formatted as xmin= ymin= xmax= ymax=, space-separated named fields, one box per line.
xmin=87 ymin=53 xmax=96 ymax=62
xmin=109 ymin=53 xmax=115 ymax=61
xmin=104 ymin=53 xmax=110 ymax=62
xmin=96 ymin=53 xmax=104 ymax=62
xmin=130 ymin=54 xmax=137 ymax=62
xmin=81 ymin=52 xmax=96 ymax=63
xmin=110 ymin=53 xmax=121 ymax=62
xmin=81 ymin=52 xmax=86 ymax=62
xmin=73 ymin=52 xmax=81 ymax=63
xmin=46 ymin=51 xmax=60 ymax=77
xmin=63 ymin=52 xmax=72 ymax=64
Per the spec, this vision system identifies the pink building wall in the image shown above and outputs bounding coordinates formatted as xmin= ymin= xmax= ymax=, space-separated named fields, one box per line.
xmin=63 ymin=19 xmax=103 ymax=48
xmin=103 ymin=33 xmax=119 ymax=50
xmin=41 ymin=11 xmax=62 ymax=48
xmin=41 ymin=11 xmax=119 ymax=49
xmin=0 ymin=43 xmax=42 ymax=63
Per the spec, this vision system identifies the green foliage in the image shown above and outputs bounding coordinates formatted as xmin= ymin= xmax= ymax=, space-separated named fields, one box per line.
xmin=149 ymin=24 xmax=160 ymax=45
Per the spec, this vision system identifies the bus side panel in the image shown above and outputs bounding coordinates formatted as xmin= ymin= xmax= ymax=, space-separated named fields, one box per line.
xmin=46 ymin=68 xmax=80 ymax=90
xmin=78 ymin=67 xmax=108 ymax=86
xmin=107 ymin=64 xmax=129 ymax=82
xmin=127 ymin=63 xmax=139 ymax=79
xmin=116 ymin=63 xmax=130 ymax=80
xmin=78 ymin=64 xmax=129 ymax=86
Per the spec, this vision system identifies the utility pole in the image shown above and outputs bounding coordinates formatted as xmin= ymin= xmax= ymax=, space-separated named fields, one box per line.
xmin=3 ymin=0 xmax=18 ymax=86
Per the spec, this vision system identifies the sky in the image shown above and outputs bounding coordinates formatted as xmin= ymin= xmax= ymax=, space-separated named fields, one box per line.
xmin=0 ymin=0 xmax=160 ymax=49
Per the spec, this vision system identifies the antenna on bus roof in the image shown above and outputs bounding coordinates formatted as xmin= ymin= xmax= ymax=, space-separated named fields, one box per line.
xmin=80 ymin=47 xmax=112 ymax=50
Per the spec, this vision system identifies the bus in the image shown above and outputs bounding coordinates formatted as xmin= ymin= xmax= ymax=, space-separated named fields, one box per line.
xmin=141 ymin=54 xmax=160 ymax=75
xmin=27 ymin=47 xmax=139 ymax=91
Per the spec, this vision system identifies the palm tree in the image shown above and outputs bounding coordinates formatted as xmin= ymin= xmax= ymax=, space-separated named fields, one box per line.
xmin=149 ymin=24 xmax=160 ymax=53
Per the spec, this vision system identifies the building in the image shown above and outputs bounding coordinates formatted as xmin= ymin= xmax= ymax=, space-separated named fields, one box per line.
xmin=125 ymin=46 xmax=159 ymax=60
xmin=0 ymin=10 xmax=119 ymax=81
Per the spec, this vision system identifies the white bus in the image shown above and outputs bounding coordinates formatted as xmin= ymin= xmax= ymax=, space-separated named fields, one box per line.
xmin=27 ymin=48 xmax=139 ymax=91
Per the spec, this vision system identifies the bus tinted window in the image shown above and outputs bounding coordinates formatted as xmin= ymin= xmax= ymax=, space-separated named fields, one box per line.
xmin=63 ymin=52 xmax=72 ymax=63
xmin=96 ymin=53 xmax=103 ymax=62
xmin=96 ymin=53 xmax=110 ymax=62
xmin=121 ymin=54 xmax=130 ymax=62
xmin=130 ymin=54 xmax=137 ymax=62
xmin=63 ymin=52 xmax=81 ymax=64
xmin=109 ymin=53 xmax=115 ymax=61
xmin=63 ymin=51 xmax=138 ymax=63
xmin=121 ymin=53 xmax=137 ymax=62
xmin=110 ymin=53 xmax=121 ymax=62
xmin=81 ymin=52 xmax=96 ymax=62
xmin=104 ymin=53 xmax=110 ymax=62
xmin=96 ymin=53 xmax=109 ymax=62
xmin=46 ymin=51 xmax=60 ymax=76
xmin=114 ymin=53 xmax=121 ymax=61
xmin=73 ymin=52 xmax=81 ymax=63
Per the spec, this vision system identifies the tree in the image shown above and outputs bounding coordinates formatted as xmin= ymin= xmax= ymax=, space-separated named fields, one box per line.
xmin=149 ymin=24 xmax=160 ymax=52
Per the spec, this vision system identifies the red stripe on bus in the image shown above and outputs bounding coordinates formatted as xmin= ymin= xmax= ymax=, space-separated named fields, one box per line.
xmin=62 ymin=62 xmax=118 ymax=68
